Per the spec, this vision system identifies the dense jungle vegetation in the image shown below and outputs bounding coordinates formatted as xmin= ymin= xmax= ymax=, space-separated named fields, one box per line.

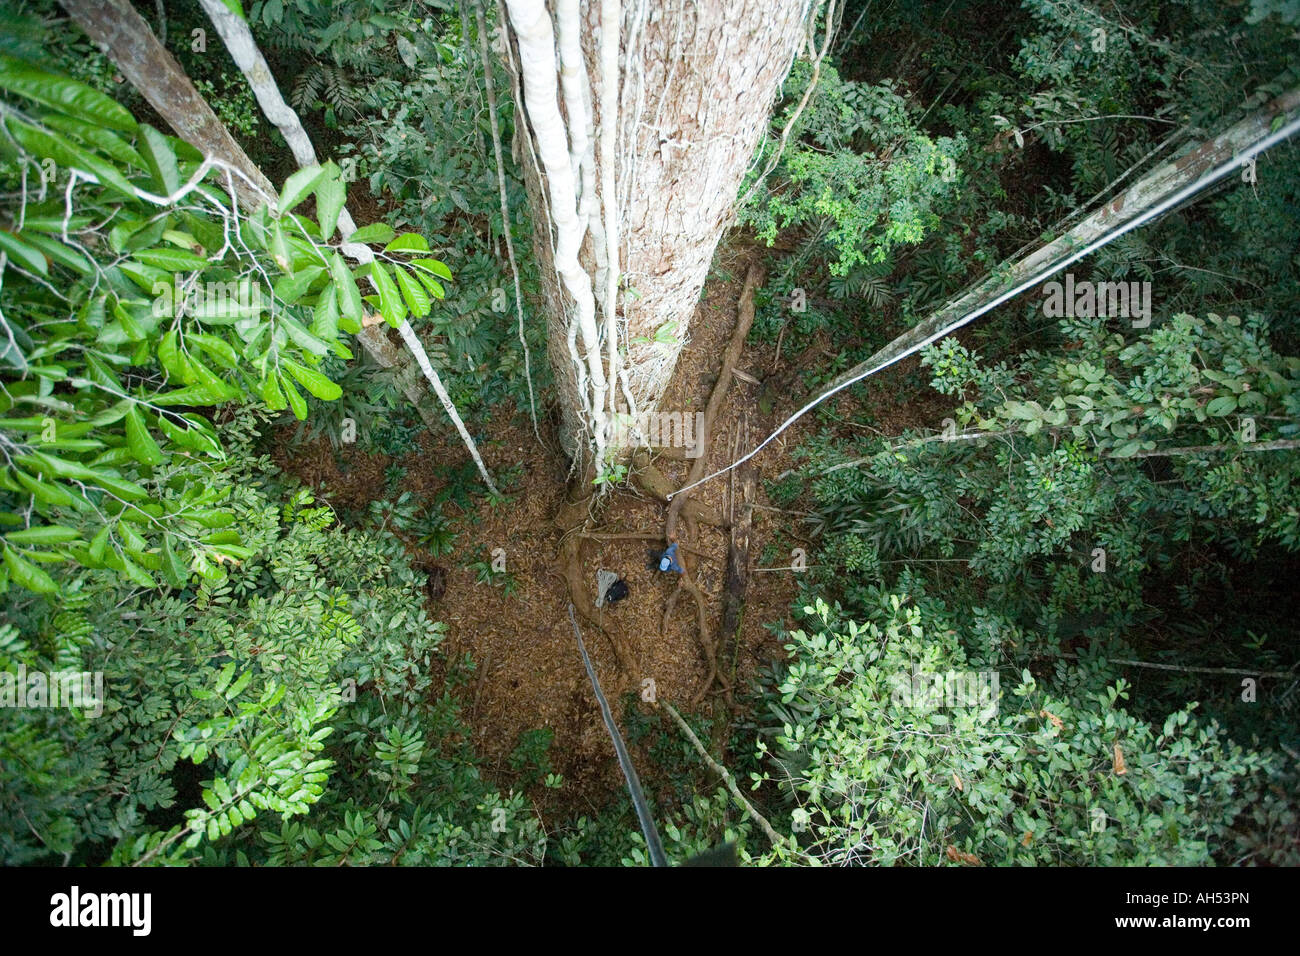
xmin=0 ymin=0 xmax=1297 ymax=867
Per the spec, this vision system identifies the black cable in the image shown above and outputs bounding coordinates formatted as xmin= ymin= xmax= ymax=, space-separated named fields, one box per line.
xmin=567 ymin=603 xmax=669 ymax=867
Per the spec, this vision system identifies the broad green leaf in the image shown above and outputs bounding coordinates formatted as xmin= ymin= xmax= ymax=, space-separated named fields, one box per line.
xmin=1205 ymin=395 xmax=1237 ymax=416
xmin=157 ymin=414 xmax=222 ymax=455
xmin=160 ymin=534 xmax=188 ymax=587
xmin=280 ymin=371 xmax=307 ymax=420
xmin=137 ymin=123 xmax=180 ymax=195
xmin=393 ymin=264 xmax=431 ymax=317
xmin=125 ymin=405 xmax=163 ymax=465
xmin=38 ymin=112 xmax=143 ymax=166
xmin=19 ymin=231 xmax=91 ymax=275
xmin=3 ymin=544 xmax=58 ymax=593
xmin=88 ymin=525 xmax=110 ymax=563
xmin=279 ymin=313 xmax=330 ymax=356
xmin=6 ymin=118 xmax=134 ymax=197
xmin=282 ymin=358 xmax=342 ymax=401
xmin=279 ymin=165 xmax=326 ymax=216
xmin=369 ymin=261 xmax=406 ymax=327
xmin=0 ymin=55 xmax=136 ymax=132
xmin=330 ymin=253 xmax=364 ymax=329
xmin=315 ymin=162 xmax=346 ymax=241
xmin=311 ymin=284 xmax=339 ymax=342
xmin=347 ymin=222 xmax=396 ymax=245
xmin=412 ymin=271 xmax=445 ymax=300
xmin=119 ymin=553 xmax=156 ymax=588
xmin=272 ymin=264 xmax=325 ymax=305
xmin=410 ymin=258 xmax=452 ymax=281
xmin=0 ymin=230 xmax=48 ymax=276
xmin=158 ymin=329 xmax=195 ymax=383
xmin=190 ymin=333 xmax=239 ymax=369
xmin=14 ymin=470 xmax=75 ymax=506
xmin=384 ymin=233 xmax=430 ymax=253
xmin=133 ymin=247 xmax=208 ymax=271
xmin=259 ymin=368 xmax=287 ymax=411
xmin=4 ymin=524 xmax=80 ymax=545
xmin=151 ymin=384 xmax=228 ymax=406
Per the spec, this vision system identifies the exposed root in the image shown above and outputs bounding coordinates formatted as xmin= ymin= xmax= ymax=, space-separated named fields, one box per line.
xmin=553 ymin=470 xmax=633 ymax=673
xmin=579 ymin=531 xmax=716 ymax=561
xmin=665 ymin=263 xmax=762 ymax=540
xmin=718 ymin=414 xmax=756 ymax=712
xmin=632 ymin=452 xmax=728 ymax=527
xmin=650 ymin=263 xmax=761 ymax=706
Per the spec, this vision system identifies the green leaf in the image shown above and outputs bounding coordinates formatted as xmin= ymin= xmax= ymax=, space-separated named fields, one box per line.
xmin=37 ymin=112 xmax=143 ymax=167
xmin=272 ymin=264 xmax=325 ymax=305
xmin=0 ymin=55 xmax=136 ymax=132
xmin=282 ymin=358 xmax=342 ymax=400
xmin=384 ymin=233 xmax=429 ymax=253
xmin=133 ymin=247 xmax=208 ymax=271
xmin=3 ymin=543 xmax=58 ymax=594
xmin=137 ymin=123 xmax=180 ymax=195
xmin=19 ymin=231 xmax=91 ymax=275
xmin=259 ymin=368 xmax=286 ymax=411
xmin=119 ymin=553 xmax=156 ymax=588
xmin=4 ymin=524 xmax=80 ymax=545
xmin=347 ymin=222 xmax=396 ymax=245
xmin=311 ymin=284 xmax=340 ymax=341
xmin=410 ymin=258 xmax=453 ymax=281
xmin=279 ymin=313 xmax=330 ymax=355
xmin=369 ymin=262 xmax=406 ymax=327
xmin=125 ymin=405 xmax=163 ymax=465
xmin=1205 ymin=395 xmax=1237 ymax=416
xmin=279 ymin=165 xmax=326 ymax=216
xmin=280 ymin=371 xmax=307 ymax=420
xmin=330 ymin=253 xmax=364 ymax=328
xmin=160 ymin=534 xmax=188 ymax=588
xmin=88 ymin=525 xmax=110 ymax=563
xmin=190 ymin=333 xmax=239 ymax=369
xmin=0 ymin=230 xmax=48 ymax=276
xmin=315 ymin=162 xmax=346 ymax=241
xmin=14 ymin=470 xmax=75 ymax=507
xmin=5 ymin=118 xmax=134 ymax=197
xmin=393 ymin=264 xmax=431 ymax=317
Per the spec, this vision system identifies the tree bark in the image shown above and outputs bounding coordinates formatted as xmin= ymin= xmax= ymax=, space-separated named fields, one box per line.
xmin=500 ymin=0 xmax=811 ymax=467
xmin=58 ymin=0 xmax=273 ymax=210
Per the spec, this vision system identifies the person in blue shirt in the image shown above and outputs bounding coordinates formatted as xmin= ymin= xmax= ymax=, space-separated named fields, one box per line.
xmin=658 ymin=540 xmax=684 ymax=574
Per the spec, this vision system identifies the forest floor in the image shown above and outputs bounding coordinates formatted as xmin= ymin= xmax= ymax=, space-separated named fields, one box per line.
xmin=273 ymin=241 xmax=942 ymax=829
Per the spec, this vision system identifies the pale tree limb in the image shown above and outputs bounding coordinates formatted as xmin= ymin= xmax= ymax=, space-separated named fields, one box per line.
xmin=475 ymin=1 xmax=539 ymax=443
xmin=199 ymin=0 xmax=498 ymax=494
xmin=823 ymin=433 xmax=1299 ymax=474
xmin=661 ymin=701 xmax=810 ymax=863
xmin=58 ymin=0 xmax=273 ymax=209
xmin=1060 ymin=653 xmax=1296 ymax=680
xmin=397 ymin=322 xmax=499 ymax=495
xmin=555 ymin=0 xmax=603 ymax=271
xmin=1128 ymin=438 xmax=1300 ymax=458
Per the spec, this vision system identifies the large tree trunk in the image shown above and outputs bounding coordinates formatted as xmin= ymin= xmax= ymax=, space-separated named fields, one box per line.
xmin=500 ymin=0 xmax=811 ymax=469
